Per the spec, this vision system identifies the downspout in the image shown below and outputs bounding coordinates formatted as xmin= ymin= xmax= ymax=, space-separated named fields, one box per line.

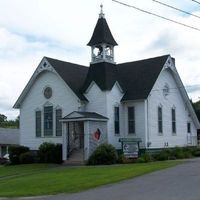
xmin=146 ymin=97 xmax=150 ymax=150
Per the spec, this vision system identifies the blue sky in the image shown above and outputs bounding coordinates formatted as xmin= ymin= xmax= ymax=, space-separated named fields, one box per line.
xmin=0 ymin=0 xmax=200 ymax=119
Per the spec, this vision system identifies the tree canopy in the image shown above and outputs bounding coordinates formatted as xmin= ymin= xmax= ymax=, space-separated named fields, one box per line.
xmin=0 ymin=114 xmax=19 ymax=128
xmin=192 ymin=100 xmax=200 ymax=123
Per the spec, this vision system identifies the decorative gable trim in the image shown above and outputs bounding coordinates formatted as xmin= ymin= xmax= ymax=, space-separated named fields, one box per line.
xmin=168 ymin=68 xmax=200 ymax=129
xmin=13 ymin=57 xmax=84 ymax=109
xmin=162 ymin=56 xmax=199 ymax=129
xmin=13 ymin=57 xmax=52 ymax=108
xmin=36 ymin=59 xmax=56 ymax=75
xmin=163 ymin=56 xmax=175 ymax=70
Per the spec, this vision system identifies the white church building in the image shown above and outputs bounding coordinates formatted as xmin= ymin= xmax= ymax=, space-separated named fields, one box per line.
xmin=14 ymin=6 xmax=200 ymax=162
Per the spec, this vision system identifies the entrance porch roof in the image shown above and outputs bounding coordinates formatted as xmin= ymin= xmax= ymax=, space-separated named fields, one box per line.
xmin=61 ymin=111 xmax=108 ymax=122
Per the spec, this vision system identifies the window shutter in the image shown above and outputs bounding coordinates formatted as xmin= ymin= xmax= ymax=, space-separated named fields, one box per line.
xmin=56 ymin=109 xmax=62 ymax=136
xmin=36 ymin=111 xmax=42 ymax=137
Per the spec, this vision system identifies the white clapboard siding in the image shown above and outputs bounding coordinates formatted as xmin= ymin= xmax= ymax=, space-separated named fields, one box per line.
xmin=20 ymin=71 xmax=80 ymax=150
xmin=147 ymin=68 xmax=197 ymax=148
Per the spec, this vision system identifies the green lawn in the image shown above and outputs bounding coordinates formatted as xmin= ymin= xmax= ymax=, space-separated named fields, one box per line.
xmin=0 ymin=161 xmax=181 ymax=197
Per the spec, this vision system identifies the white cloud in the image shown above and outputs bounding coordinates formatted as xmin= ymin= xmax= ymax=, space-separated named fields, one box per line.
xmin=0 ymin=0 xmax=200 ymax=119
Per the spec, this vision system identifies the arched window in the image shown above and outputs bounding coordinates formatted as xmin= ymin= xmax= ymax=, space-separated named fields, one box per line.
xmin=44 ymin=105 xmax=53 ymax=136
xmin=35 ymin=110 xmax=42 ymax=137
xmin=128 ymin=107 xmax=135 ymax=134
xmin=35 ymin=103 xmax=62 ymax=137
xmin=56 ymin=108 xmax=62 ymax=136
xmin=172 ymin=107 xmax=176 ymax=134
xmin=158 ymin=106 xmax=163 ymax=134
xmin=114 ymin=106 xmax=120 ymax=134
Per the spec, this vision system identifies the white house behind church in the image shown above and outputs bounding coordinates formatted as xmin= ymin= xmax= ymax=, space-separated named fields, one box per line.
xmin=14 ymin=6 xmax=200 ymax=162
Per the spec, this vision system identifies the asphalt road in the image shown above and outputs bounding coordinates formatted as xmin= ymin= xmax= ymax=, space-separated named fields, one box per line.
xmin=14 ymin=158 xmax=200 ymax=200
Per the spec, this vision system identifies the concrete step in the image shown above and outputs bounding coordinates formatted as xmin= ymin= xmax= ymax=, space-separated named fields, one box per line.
xmin=68 ymin=148 xmax=84 ymax=162
xmin=63 ymin=160 xmax=85 ymax=166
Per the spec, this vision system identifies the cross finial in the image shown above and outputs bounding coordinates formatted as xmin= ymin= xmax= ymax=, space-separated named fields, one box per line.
xmin=99 ymin=4 xmax=105 ymax=18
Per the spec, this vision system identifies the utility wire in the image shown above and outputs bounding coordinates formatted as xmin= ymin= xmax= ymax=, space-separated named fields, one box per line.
xmin=112 ymin=0 xmax=200 ymax=32
xmin=191 ymin=0 xmax=200 ymax=5
xmin=153 ymin=0 xmax=200 ymax=19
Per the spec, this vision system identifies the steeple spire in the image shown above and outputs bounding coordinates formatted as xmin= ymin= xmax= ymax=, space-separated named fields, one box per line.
xmin=87 ymin=5 xmax=118 ymax=64
xmin=99 ymin=4 xmax=105 ymax=18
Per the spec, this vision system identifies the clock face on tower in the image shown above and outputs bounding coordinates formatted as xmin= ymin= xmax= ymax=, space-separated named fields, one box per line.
xmin=44 ymin=87 xmax=52 ymax=99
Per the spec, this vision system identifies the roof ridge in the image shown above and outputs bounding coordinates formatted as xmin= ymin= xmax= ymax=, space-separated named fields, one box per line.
xmin=117 ymin=54 xmax=170 ymax=66
xmin=44 ymin=56 xmax=88 ymax=68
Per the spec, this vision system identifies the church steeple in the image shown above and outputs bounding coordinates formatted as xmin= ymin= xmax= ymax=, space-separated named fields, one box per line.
xmin=99 ymin=4 xmax=105 ymax=18
xmin=87 ymin=5 xmax=118 ymax=64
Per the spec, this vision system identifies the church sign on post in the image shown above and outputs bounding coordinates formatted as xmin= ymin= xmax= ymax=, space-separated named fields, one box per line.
xmin=119 ymin=138 xmax=142 ymax=158
xmin=123 ymin=142 xmax=138 ymax=158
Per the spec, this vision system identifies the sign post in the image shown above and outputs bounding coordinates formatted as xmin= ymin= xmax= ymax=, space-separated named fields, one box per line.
xmin=119 ymin=138 xmax=142 ymax=158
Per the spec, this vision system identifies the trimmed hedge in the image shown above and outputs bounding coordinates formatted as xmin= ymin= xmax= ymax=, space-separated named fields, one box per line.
xmin=88 ymin=144 xmax=118 ymax=165
xmin=117 ymin=147 xmax=200 ymax=164
xmin=19 ymin=152 xmax=35 ymax=164
xmin=139 ymin=147 xmax=197 ymax=162
xmin=38 ymin=142 xmax=62 ymax=164
xmin=9 ymin=145 xmax=30 ymax=164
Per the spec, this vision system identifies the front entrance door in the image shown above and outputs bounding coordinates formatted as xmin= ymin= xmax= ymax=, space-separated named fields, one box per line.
xmin=67 ymin=121 xmax=84 ymax=161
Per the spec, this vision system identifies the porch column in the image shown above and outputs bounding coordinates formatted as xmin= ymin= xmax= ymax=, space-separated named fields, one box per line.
xmin=84 ymin=121 xmax=90 ymax=160
xmin=62 ymin=122 xmax=68 ymax=161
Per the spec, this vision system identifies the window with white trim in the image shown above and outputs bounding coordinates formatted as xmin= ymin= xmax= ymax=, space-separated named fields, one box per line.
xmin=128 ymin=107 xmax=135 ymax=134
xmin=158 ymin=106 xmax=163 ymax=134
xmin=172 ymin=108 xmax=176 ymax=134
xmin=114 ymin=107 xmax=120 ymax=134
xmin=187 ymin=122 xmax=191 ymax=133
xmin=56 ymin=109 xmax=62 ymax=136
xmin=35 ymin=111 xmax=41 ymax=137
xmin=44 ymin=106 xmax=53 ymax=136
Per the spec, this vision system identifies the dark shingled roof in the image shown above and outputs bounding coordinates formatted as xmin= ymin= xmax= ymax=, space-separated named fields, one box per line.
xmin=117 ymin=55 xmax=169 ymax=101
xmin=82 ymin=62 xmax=119 ymax=92
xmin=87 ymin=17 xmax=117 ymax=46
xmin=63 ymin=111 xmax=108 ymax=120
xmin=45 ymin=57 xmax=89 ymax=101
xmin=0 ymin=128 xmax=19 ymax=145
xmin=45 ymin=55 xmax=169 ymax=101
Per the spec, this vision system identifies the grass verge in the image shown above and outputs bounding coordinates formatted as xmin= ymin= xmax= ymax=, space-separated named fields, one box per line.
xmin=0 ymin=161 xmax=181 ymax=197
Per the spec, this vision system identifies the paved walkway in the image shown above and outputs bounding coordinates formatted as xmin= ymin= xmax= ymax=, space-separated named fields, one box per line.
xmin=15 ymin=158 xmax=200 ymax=200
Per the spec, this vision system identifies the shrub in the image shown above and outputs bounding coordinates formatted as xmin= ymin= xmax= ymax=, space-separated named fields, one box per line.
xmin=153 ymin=147 xmax=194 ymax=161
xmin=53 ymin=144 xmax=62 ymax=164
xmin=154 ymin=149 xmax=171 ymax=161
xmin=117 ymin=154 xmax=134 ymax=164
xmin=19 ymin=152 xmax=35 ymax=164
xmin=136 ymin=157 xmax=146 ymax=163
xmin=137 ymin=153 xmax=153 ymax=163
xmin=182 ymin=148 xmax=193 ymax=158
xmin=9 ymin=145 xmax=30 ymax=164
xmin=170 ymin=147 xmax=185 ymax=159
xmin=191 ymin=147 xmax=200 ymax=157
xmin=0 ymin=158 xmax=9 ymax=165
xmin=38 ymin=142 xmax=62 ymax=164
xmin=88 ymin=144 xmax=118 ymax=165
